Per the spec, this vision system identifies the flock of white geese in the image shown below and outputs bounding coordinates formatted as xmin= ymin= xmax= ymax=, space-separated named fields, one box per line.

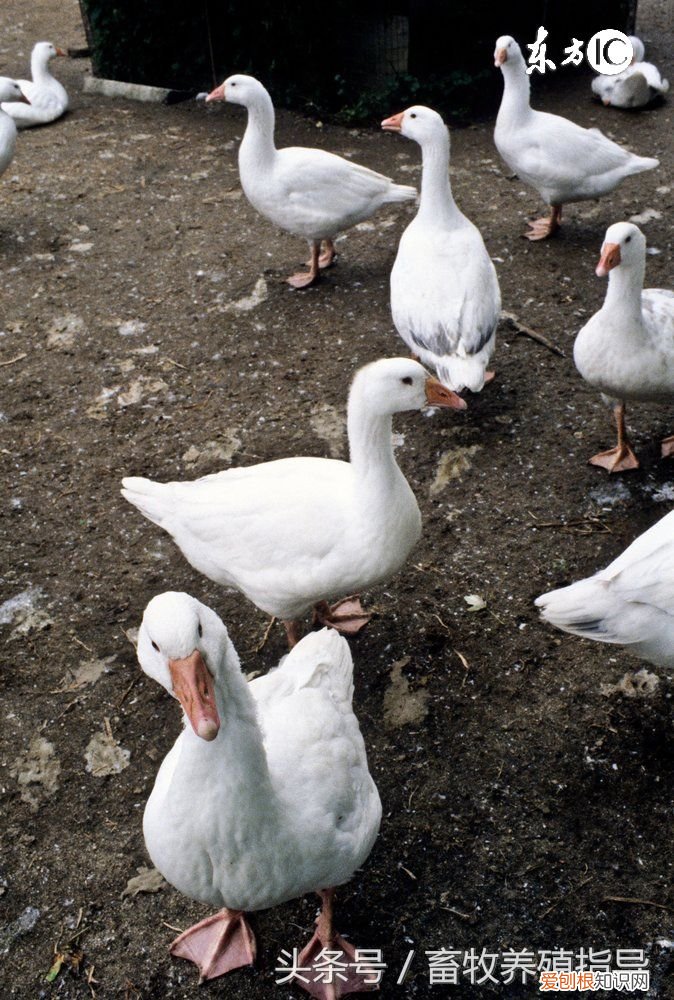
xmin=4 ymin=30 xmax=673 ymax=993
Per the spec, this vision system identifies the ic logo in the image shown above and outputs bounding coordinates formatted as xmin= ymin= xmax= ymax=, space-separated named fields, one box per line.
xmin=586 ymin=30 xmax=634 ymax=75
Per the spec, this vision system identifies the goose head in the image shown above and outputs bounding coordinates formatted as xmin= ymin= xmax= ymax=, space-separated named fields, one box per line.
xmin=138 ymin=592 xmax=221 ymax=741
xmin=628 ymin=36 xmax=645 ymax=64
xmin=381 ymin=105 xmax=447 ymax=146
xmin=205 ymin=73 xmax=267 ymax=107
xmin=494 ymin=35 xmax=523 ymax=68
xmin=33 ymin=41 xmax=67 ymax=66
xmin=0 ymin=77 xmax=30 ymax=105
xmin=596 ymin=222 xmax=646 ymax=277
xmin=350 ymin=357 xmax=467 ymax=415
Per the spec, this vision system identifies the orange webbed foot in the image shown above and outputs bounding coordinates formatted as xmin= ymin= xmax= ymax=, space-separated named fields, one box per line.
xmin=313 ymin=596 xmax=371 ymax=636
xmin=287 ymin=269 xmax=320 ymax=289
xmin=170 ymin=908 xmax=256 ymax=982
xmin=523 ymin=217 xmax=558 ymax=241
xmin=293 ymin=890 xmax=380 ymax=998
xmin=660 ymin=435 xmax=674 ymax=459
xmin=588 ymin=445 xmax=640 ymax=473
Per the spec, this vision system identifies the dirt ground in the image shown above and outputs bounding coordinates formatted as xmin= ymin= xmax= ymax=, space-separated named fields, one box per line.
xmin=1 ymin=1 xmax=673 ymax=998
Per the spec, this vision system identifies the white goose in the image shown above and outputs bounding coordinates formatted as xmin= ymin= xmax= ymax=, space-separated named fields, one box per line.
xmin=137 ymin=592 xmax=381 ymax=988
xmin=494 ymin=35 xmax=659 ymax=240
xmin=1 ymin=42 xmax=68 ymax=128
xmin=0 ymin=78 xmax=29 ymax=178
xmin=536 ymin=509 xmax=674 ymax=668
xmin=205 ymin=74 xmax=417 ymax=287
xmin=382 ymin=105 xmax=500 ymax=393
xmin=573 ymin=221 xmax=674 ymax=472
xmin=122 ymin=358 xmax=465 ymax=646
xmin=592 ymin=37 xmax=669 ymax=108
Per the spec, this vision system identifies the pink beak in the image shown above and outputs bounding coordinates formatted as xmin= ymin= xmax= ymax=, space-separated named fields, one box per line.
xmin=494 ymin=48 xmax=507 ymax=67
xmin=205 ymin=82 xmax=226 ymax=103
xmin=596 ymin=242 xmax=621 ymax=278
xmin=381 ymin=111 xmax=405 ymax=132
xmin=169 ymin=650 xmax=220 ymax=741
xmin=18 ymin=90 xmax=31 ymax=105
xmin=55 ymin=47 xmax=67 ymax=58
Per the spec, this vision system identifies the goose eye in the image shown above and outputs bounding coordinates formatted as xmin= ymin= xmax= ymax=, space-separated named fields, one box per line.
xmin=151 ymin=640 xmax=160 ymax=652
xmin=401 ymin=376 xmax=413 ymax=385
xmin=625 ymin=235 xmax=632 ymax=243
xmin=410 ymin=113 xmax=417 ymax=119
xmin=198 ymin=623 xmax=203 ymax=637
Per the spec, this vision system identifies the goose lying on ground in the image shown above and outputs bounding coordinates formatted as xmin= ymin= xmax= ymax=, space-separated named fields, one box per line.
xmin=205 ymin=74 xmax=417 ymax=287
xmin=1 ymin=42 xmax=67 ymax=128
xmin=0 ymin=78 xmax=29 ymax=178
xmin=137 ymin=592 xmax=381 ymax=990
xmin=382 ymin=105 xmax=500 ymax=393
xmin=536 ymin=509 xmax=674 ymax=667
xmin=573 ymin=221 xmax=674 ymax=472
xmin=592 ymin=37 xmax=669 ymax=108
xmin=493 ymin=35 xmax=659 ymax=240
xmin=122 ymin=358 xmax=465 ymax=647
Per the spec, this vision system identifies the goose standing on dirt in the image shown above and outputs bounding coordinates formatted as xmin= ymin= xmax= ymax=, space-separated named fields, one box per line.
xmin=592 ymin=37 xmax=669 ymax=108
xmin=205 ymin=74 xmax=417 ymax=287
xmin=573 ymin=221 xmax=674 ymax=472
xmin=493 ymin=35 xmax=659 ymax=239
xmin=536 ymin=509 xmax=674 ymax=668
xmin=137 ymin=592 xmax=381 ymax=990
xmin=1 ymin=42 xmax=68 ymax=127
xmin=122 ymin=358 xmax=465 ymax=646
xmin=382 ymin=105 xmax=500 ymax=393
xmin=0 ymin=78 xmax=29 ymax=178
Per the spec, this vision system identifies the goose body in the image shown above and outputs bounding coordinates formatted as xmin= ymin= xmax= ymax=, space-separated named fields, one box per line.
xmin=122 ymin=359 xmax=464 ymax=640
xmin=494 ymin=36 xmax=659 ymax=239
xmin=0 ymin=78 xmax=28 ymax=177
xmin=536 ymin=509 xmax=674 ymax=667
xmin=205 ymin=74 xmax=417 ymax=287
xmin=383 ymin=105 xmax=500 ymax=393
xmin=1 ymin=43 xmax=67 ymax=128
xmin=592 ymin=37 xmax=669 ymax=108
xmin=138 ymin=592 xmax=381 ymax=981
xmin=573 ymin=222 xmax=674 ymax=471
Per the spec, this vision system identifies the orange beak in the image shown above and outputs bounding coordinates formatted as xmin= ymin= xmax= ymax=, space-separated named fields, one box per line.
xmin=169 ymin=650 xmax=220 ymax=741
xmin=596 ymin=242 xmax=621 ymax=278
xmin=494 ymin=48 xmax=507 ymax=67
xmin=381 ymin=111 xmax=405 ymax=132
xmin=55 ymin=47 xmax=67 ymax=57
xmin=425 ymin=376 xmax=467 ymax=410
xmin=205 ymin=82 xmax=226 ymax=103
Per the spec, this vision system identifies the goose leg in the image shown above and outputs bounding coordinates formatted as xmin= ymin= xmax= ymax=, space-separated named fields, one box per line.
xmin=660 ymin=434 xmax=674 ymax=458
xmin=524 ymin=204 xmax=562 ymax=241
xmin=170 ymin=908 xmax=256 ymax=982
xmin=283 ymin=619 xmax=304 ymax=648
xmin=317 ymin=239 xmax=337 ymax=270
xmin=589 ymin=401 xmax=639 ymax=472
xmin=313 ymin=596 xmax=371 ymax=636
xmin=288 ymin=242 xmax=321 ymax=289
xmin=297 ymin=889 xmax=379 ymax=998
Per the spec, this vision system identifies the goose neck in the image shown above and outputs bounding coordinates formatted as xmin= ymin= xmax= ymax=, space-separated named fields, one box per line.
xmin=239 ymin=91 xmax=277 ymax=168
xmin=497 ymin=60 xmax=532 ymax=125
xmin=32 ymin=51 xmax=52 ymax=83
xmin=417 ymin=130 xmax=461 ymax=226
xmin=347 ymin=392 xmax=401 ymax=492
xmin=603 ymin=260 xmax=646 ymax=323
